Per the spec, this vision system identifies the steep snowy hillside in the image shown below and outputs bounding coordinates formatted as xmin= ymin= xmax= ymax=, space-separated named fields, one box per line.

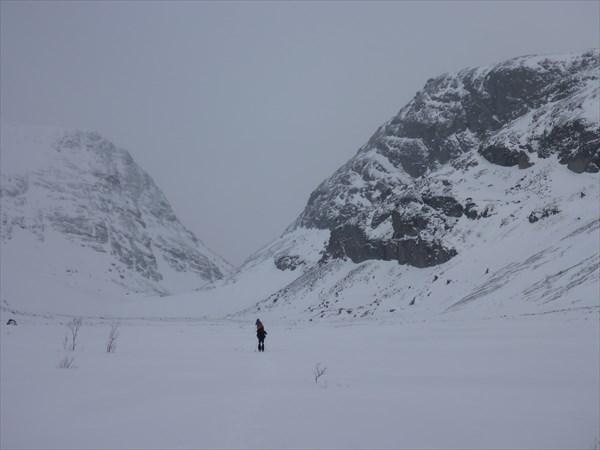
xmin=235 ymin=50 xmax=599 ymax=322
xmin=0 ymin=120 xmax=233 ymax=309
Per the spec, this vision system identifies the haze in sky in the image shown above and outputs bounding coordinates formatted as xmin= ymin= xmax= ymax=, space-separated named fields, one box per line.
xmin=1 ymin=1 xmax=598 ymax=265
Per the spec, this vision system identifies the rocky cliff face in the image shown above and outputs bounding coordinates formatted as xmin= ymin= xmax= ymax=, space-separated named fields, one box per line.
xmin=0 ymin=122 xmax=233 ymax=296
xmin=285 ymin=50 xmax=599 ymax=269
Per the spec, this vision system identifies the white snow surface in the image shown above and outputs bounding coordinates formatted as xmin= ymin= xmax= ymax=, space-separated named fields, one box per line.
xmin=1 ymin=317 xmax=598 ymax=449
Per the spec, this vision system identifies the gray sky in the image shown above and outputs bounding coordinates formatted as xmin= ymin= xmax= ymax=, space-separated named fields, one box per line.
xmin=1 ymin=1 xmax=598 ymax=265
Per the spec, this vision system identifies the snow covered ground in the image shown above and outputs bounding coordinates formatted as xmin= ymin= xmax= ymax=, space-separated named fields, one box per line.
xmin=1 ymin=316 xmax=598 ymax=449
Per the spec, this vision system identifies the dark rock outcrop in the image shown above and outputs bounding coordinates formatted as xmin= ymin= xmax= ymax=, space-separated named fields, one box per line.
xmin=422 ymin=196 xmax=464 ymax=218
xmin=391 ymin=211 xmax=429 ymax=237
xmin=324 ymin=224 xmax=456 ymax=268
xmin=479 ymin=145 xmax=534 ymax=169
xmin=529 ymin=207 xmax=560 ymax=223
xmin=275 ymin=255 xmax=305 ymax=271
xmin=538 ymin=120 xmax=600 ymax=173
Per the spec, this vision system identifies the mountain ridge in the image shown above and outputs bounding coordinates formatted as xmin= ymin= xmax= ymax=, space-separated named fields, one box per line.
xmin=231 ymin=49 xmax=599 ymax=322
xmin=0 ymin=120 xmax=234 ymax=303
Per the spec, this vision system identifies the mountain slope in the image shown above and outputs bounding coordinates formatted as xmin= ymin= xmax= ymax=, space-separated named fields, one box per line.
xmin=233 ymin=50 xmax=599 ymax=321
xmin=0 ymin=120 xmax=233 ymax=309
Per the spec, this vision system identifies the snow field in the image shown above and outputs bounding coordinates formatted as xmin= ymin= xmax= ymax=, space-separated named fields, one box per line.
xmin=1 ymin=317 xmax=598 ymax=449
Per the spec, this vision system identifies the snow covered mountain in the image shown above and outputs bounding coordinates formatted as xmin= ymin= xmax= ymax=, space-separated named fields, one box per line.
xmin=1 ymin=51 xmax=597 ymax=323
xmin=232 ymin=49 xmax=599 ymax=322
xmin=0 ymin=121 xmax=233 ymax=308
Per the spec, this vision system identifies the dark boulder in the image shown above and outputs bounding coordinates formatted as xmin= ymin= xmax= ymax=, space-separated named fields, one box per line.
xmin=275 ymin=255 xmax=305 ymax=271
xmin=529 ymin=206 xmax=560 ymax=223
xmin=464 ymin=200 xmax=479 ymax=219
xmin=479 ymin=145 xmax=534 ymax=169
xmin=422 ymin=195 xmax=464 ymax=218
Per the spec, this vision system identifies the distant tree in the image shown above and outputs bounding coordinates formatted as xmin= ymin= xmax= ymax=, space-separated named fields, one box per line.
xmin=64 ymin=317 xmax=83 ymax=351
xmin=313 ymin=363 xmax=327 ymax=384
xmin=105 ymin=322 xmax=119 ymax=353
xmin=57 ymin=355 xmax=76 ymax=369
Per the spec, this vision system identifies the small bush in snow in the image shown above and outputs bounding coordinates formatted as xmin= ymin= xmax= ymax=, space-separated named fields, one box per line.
xmin=57 ymin=356 xmax=76 ymax=369
xmin=64 ymin=317 xmax=82 ymax=352
xmin=105 ymin=322 xmax=119 ymax=353
xmin=313 ymin=363 xmax=327 ymax=383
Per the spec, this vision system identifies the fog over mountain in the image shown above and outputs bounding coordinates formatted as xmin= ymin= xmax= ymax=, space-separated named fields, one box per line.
xmin=1 ymin=1 xmax=598 ymax=265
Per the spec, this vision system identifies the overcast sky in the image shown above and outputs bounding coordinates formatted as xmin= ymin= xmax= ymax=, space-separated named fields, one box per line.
xmin=1 ymin=1 xmax=598 ymax=265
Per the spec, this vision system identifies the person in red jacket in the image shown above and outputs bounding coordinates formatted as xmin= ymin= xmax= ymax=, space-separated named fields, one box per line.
xmin=255 ymin=319 xmax=267 ymax=352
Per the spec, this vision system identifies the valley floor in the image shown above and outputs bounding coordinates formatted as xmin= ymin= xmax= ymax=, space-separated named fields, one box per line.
xmin=1 ymin=316 xmax=599 ymax=449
